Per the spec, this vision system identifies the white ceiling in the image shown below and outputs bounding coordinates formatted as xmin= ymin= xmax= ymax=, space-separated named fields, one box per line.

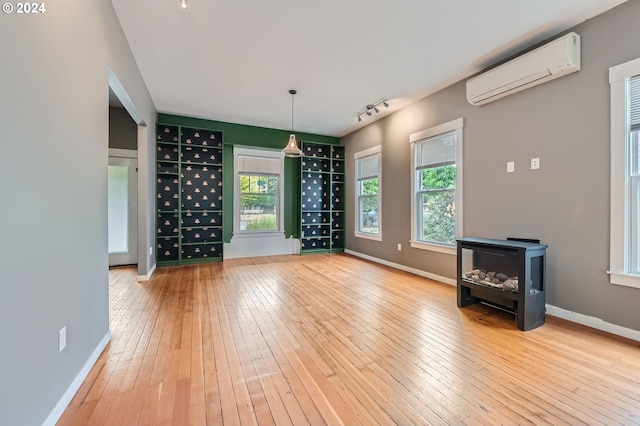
xmin=111 ymin=0 xmax=626 ymax=137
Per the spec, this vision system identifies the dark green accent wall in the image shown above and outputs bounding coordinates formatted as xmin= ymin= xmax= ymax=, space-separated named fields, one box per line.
xmin=157 ymin=113 xmax=339 ymax=242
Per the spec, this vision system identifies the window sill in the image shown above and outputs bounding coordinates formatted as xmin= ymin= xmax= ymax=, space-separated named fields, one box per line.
xmin=354 ymin=232 xmax=382 ymax=242
xmin=410 ymin=240 xmax=456 ymax=255
xmin=234 ymin=230 xmax=284 ymax=238
xmin=608 ymin=271 xmax=640 ymax=289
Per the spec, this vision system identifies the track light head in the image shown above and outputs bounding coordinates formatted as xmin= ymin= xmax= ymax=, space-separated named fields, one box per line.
xmin=366 ymin=110 xmax=372 ymax=116
xmin=383 ymin=101 xmax=389 ymax=108
xmin=374 ymin=107 xmax=380 ymax=113
xmin=358 ymin=115 xmax=362 ymax=122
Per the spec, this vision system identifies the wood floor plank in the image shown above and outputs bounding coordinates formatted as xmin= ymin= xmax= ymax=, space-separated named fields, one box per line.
xmin=58 ymin=254 xmax=640 ymax=425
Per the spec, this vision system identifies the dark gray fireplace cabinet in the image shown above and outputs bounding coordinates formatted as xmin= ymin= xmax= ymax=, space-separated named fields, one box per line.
xmin=456 ymin=237 xmax=547 ymax=331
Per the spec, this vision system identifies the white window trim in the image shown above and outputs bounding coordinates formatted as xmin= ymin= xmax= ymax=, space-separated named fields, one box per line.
xmin=354 ymin=145 xmax=382 ymax=241
xmin=233 ymin=146 xmax=284 ymax=236
xmin=609 ymin=57 xmax=640 ymax=289
xmin=409 ymin=117 xmax=464 ymax=255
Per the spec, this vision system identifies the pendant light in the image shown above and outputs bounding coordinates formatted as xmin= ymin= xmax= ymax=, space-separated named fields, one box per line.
xmin=281 ymin=89 xmax=303 ymax=157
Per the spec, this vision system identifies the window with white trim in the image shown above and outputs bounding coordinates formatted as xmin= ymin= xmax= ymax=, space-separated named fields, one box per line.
xmin=234 ymin=147 xmax=284 ymax=233
xmin=410 ymin=118 xmax=463 ymax=254
xmin=354 ymin=146 xmax=381 ymax=240
xmin=609 ymin=58 xmax=640 ymax=289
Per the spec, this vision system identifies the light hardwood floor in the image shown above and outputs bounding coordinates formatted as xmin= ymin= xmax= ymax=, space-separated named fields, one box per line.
xmin=58 ymin=254 xmax=640 ymax=425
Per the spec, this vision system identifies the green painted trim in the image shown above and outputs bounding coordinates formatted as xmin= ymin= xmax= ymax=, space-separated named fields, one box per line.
xmin=157 ymin=261 xmax=180 ymax=267
xmin=159 ymin=113 xmax=339 ymax=243
xmin=300 ymin=249 xmax=331 ymax=255
xmin=179 ymin=257 xmax=223 ymax=265
xmin=284 ymin=156 xmax=301 ymax=239
xmin=222 ymin=145 xmax=234 ymax=242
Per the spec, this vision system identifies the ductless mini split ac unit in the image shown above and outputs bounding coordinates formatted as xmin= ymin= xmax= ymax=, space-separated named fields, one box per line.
xmin=466 ymin=32 xmax=581 ymax=106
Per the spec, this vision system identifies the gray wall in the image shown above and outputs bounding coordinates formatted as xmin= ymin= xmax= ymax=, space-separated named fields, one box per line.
xmin=0 ymin=1 xmax=156 ymax=424
xmin=343 ymin=0 xmax=640 ymax=332
xmin=109 ymin=106 xmax=138 ymax=150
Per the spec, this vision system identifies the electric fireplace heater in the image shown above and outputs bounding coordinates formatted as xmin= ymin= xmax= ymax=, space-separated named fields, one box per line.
xmin=456 ymin=237 xmax=547 ymax=331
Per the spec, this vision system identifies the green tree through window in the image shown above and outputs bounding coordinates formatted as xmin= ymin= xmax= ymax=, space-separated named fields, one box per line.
xmin=239 ymin=174 xmax=278 ymax=230
xmin=359 ymin=177 xmax=379 ymax=233
xmin=419 ymin=165 xmax=456 ymax=244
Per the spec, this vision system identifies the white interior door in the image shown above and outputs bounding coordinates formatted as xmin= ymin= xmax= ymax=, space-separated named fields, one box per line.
xmin=108 ymin=156 xmax=138 ymax=265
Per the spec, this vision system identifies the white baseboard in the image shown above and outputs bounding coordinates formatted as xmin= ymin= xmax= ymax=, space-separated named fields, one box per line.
xmin=137 ymin=262 xmax=156 ymax=282
xmin=545 ymin=305 xmax=640 ymax=342
xmin=344 ymin=250 xmax=639 ymax=342
xmin=344 ymin=249 xmax=456 ymax=286
xmin=42 ymin=331 xmax=112 ymax=426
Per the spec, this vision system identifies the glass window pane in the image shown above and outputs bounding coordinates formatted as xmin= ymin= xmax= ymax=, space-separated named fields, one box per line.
xmin=420 ymin=165 xmax=456 ymax=190
xmin=632 ymin=131 xmax=640 ymax=175
xmin=239 ymin=173 xmax=279 ymax=231
xmin=358 ymin=177 xmax=379 ymax=196
xmin=633 ymin=179 xmax=640 ymax=273
xmin=359 ymin=195 xmax=378 ymax=234
xmin=420 ymin=190 xmax=455 ymax=245
xmin=108 ymin=165 xmax=129 ymax=253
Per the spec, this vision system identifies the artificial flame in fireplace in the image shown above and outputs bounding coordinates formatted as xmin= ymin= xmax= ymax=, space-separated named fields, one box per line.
xmin=464 ymin=269 xmax=519 ymax=292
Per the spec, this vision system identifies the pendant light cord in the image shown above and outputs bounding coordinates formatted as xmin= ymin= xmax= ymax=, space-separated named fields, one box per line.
xmin=289 ymin=89 xmax=297 ymax=133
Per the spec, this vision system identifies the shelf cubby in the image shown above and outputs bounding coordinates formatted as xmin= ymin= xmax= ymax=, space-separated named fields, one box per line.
xmin=156 ymin=124 xmax=224 ymax=265
xmin=300 ymin=142 xmax=345 ymax=254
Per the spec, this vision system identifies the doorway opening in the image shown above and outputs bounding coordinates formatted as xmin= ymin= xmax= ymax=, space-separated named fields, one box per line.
xmin=108 ymin=89 xmax=139 ymax=266
xmin=108 ymin=150 xmax=138 ymax=265
xmin=108 ymin=68 xmax=152 ymax=280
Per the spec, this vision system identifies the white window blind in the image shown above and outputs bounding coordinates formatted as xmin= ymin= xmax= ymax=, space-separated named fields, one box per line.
xmin=630 ymin=75 xmax=640 ymax=132
xmin=415 ymin=131 xmax=457 ymax=169
xmin=237 ymin=155 xmax=280 ymax=175
xmin=357 ymin=154 xmax=379 ymax=180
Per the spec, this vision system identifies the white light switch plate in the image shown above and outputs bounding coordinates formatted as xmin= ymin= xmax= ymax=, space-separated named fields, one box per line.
xmin=507 ymin=161 xmax=515 ymax=173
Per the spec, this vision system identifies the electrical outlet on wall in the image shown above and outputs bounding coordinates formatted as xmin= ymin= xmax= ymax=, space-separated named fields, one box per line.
xmin=531 ymin=157 xmax=540 ymax=170
xmin=397 ymin=243 xmax=402 ymax=251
